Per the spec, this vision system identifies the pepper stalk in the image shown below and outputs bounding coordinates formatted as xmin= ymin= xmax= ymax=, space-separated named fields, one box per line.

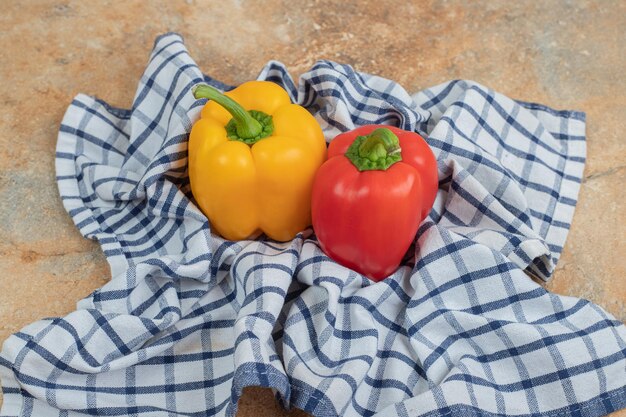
xmin=345 ymin=127 xmax=403 ymax=171
xmin=192 ymin=84 xmax=274 ymax=145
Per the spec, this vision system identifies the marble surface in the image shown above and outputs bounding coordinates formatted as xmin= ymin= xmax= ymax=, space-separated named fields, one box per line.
xmin=0 ymin=1 xmax=624 ymax=415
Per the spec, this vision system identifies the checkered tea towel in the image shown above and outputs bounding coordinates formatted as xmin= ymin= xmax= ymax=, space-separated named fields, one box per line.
xmin=1 ymin=32 xmax=625 ymax=417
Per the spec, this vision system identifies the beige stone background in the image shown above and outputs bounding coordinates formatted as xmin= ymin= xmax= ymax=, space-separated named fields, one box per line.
xmin=0 ymin=0 xmax=624 ymax=416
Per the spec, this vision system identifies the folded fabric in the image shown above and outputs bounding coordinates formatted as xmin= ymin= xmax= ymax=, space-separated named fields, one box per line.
xmin=1 ymin=32 xmax=625 ymax=417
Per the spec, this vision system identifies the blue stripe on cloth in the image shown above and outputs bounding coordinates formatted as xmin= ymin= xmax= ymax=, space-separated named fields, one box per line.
xmin=2 ymin=32 xmax=624 ymax=417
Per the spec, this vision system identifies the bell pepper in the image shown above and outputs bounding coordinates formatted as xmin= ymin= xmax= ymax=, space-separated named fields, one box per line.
xmin=188 ymin=81 xmax=326 ymax=241
xmin=311 ymin=125 xmax=438 ymax=281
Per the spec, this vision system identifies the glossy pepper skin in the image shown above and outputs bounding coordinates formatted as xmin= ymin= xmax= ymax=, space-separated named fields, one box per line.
xmin=311 ymin=125 xmax=438 ymax=281
xmin=188 ymin=81 xmax=326 ymax=241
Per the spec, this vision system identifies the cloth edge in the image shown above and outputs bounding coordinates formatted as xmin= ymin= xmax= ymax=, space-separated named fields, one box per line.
xmin=54 ymin=93 xmax=129 ymax=277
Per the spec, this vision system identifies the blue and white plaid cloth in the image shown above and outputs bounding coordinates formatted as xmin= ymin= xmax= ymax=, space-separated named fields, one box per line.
xmin=1 ymin=32 xmax=625 ymax=417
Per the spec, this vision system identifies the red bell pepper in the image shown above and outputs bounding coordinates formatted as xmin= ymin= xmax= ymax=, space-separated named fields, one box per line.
xmin=311 ymin=125 xmax=438 ymax=281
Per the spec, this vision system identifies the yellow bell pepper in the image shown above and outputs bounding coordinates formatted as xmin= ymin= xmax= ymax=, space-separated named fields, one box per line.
xmin=188 ymin=81 xmax=326 ymax=241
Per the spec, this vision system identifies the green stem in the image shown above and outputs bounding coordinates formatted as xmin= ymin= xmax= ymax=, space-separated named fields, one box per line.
xmin=192 ymin=84 xmax=263 ymax=140
xmin=345 ymin=128 xmax=402 ymax=171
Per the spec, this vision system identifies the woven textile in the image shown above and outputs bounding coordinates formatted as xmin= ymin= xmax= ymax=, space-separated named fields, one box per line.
xmin=1 ymin=33 xmax=625 ymax=417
